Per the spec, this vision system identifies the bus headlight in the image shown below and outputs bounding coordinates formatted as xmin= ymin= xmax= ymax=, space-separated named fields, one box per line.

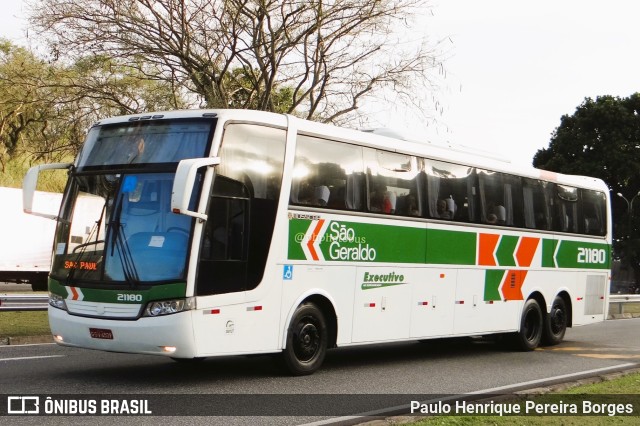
xmin=49 ymin=293 xmax=68 ymax=311
xmin=143 ymin=298 xmax=195 ymax=317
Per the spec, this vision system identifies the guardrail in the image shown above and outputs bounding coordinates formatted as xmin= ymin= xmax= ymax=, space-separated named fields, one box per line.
xmin=609 ymin=294 xmax=640 ymax=315
xmin=0 ymin=294 xmax=48 ymax=311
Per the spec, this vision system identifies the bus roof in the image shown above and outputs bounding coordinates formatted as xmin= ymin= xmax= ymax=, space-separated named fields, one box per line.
xmin=93 ymin=109 xmax=609 ymax=193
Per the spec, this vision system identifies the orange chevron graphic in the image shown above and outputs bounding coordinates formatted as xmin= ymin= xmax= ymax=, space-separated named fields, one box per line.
xmin=501 ymin=270 xmax=526 ymax=300
xmin=516 ymin=237 xmax=540 ymax=267
xmin=70 ymin=286 xmax=80 ymax=301
xmin=306 ymin=219 xmax=325 ymax=261
xmin=478 ymin=233 xmax=500 ymax=266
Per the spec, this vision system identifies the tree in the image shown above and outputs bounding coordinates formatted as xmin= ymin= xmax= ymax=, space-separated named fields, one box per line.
xmin=29 ymin=0 xmax=441 ymax=124
xmin=533 ymin=94 xmax=640 ymax=288
xmin=0 ymin=39 xmax=185 ymax=173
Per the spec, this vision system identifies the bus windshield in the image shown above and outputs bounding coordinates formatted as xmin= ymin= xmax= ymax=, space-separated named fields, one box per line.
xmin=52 ymin=172 xmax=196 ymax=285
xmin=50 ymin=118 xmax=213 ymax=286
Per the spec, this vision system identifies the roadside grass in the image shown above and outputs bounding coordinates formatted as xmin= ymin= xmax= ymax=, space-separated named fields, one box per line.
xmin=411 ymin=372 xmax=640 ymax=426
xmin=0 ymin=311 xmax=50 ymax=338
xmin=0 ymin=154 xmax=69 ymax=192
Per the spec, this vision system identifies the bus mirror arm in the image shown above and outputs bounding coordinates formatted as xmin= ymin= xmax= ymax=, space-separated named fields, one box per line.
xmin=171 ymin=157 xmax=221 ymax=221
xmin=23 ymin=162 xmax=73 ymax=220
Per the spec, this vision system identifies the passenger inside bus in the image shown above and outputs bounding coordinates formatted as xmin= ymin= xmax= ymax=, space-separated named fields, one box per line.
xmin=369 ymin=185 xmax=397 ymax=214
xmin=437 ymin=199 xmax=453 ymax=219
xmin=370 ymin=187 xmax=396 ymax=214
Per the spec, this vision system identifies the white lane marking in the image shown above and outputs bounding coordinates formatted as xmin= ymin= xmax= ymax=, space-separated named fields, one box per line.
xmin=299 ymin=363 xmax=638 ymax=426
xmin=0 ymin=343 xmax=56 ymax=348
xmin=0 ymin=355 xmax=64 ymax=362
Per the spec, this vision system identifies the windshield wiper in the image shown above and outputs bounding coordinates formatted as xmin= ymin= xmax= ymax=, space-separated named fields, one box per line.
xmin=109 ymin=191 xmax=140 ymax=288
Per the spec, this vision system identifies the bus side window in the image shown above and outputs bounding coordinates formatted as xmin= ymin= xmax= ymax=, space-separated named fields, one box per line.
xmin=364 ymin=148 xmax=417 ymax=216
xmin=581 ymin=189 xmax=606 ymax=236
xmin=523 ymin=179 xmax=553 ymax=231
xmin=424 ymin=159 xmax=476 ymax=223
xmin=291 ymin=135 xmax=365 ymax=212
xmin=478 ymin=170 xmax=523 ymax=227
xmin=555 ymin=185 xmax=579 ymax=233
xmin=199 ymin=124 xmax=286 ymax=296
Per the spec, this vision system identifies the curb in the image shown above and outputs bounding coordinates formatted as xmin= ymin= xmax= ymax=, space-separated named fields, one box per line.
xmin=359 ymin=367 xmax=640 ymax=425
xmin=0 ymin=335 xmax=53 ymax=345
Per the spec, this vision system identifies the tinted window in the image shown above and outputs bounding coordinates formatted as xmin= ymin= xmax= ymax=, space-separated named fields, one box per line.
xmin=581 ymin=189 xmax=607 ymax=236
xmin=365 ymin=149 xmax=421 ymax=216
xmin=523 ymin=179 xmax=553 ymax=230
xmin=424 ymin=159 xmax=477 ymax=222
xmin=555 ymin=185 xmax=579 ymax=233
xmin=197 ymin=124 xmax=286 ymax=296
xmin=478 ymin=170 xmax=523 ymax=227
xmin=77 ymin=119 xmax=212 ymax=168
xmin=291 ymin=136 xmax=365 ymax=210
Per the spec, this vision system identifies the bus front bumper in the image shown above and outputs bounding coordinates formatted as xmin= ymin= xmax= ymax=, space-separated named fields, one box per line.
xmin=48 ymin=306 xmax=197 ymax=358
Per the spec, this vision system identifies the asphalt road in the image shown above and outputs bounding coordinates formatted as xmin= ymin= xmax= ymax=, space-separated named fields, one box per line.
xmin=1 ymin=318 xmax=639 ymax=425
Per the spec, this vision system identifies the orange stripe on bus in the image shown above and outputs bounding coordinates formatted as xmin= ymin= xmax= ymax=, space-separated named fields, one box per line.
xmin=478 ymin=233 xmax=500 ymax=266
xmin=516 ymin=237 xmax=540 ymax=267
xmin=306 ymin=219 xmax=325 ymax=261
xmin=501 ymin=270 xmax=526 ymax=301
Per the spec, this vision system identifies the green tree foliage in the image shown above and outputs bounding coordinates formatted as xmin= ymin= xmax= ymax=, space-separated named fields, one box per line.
xmin=533 ymin=94 xmax=640 ymax=193
xmin=533 ymin=94 xmax=640 ymax=287
xmin=0 ymin=39 xmax=185 ymax=182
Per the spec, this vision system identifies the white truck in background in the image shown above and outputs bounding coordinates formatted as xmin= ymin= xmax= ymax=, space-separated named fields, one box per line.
xmin=0 ymin=187 xmax=62 ymax=291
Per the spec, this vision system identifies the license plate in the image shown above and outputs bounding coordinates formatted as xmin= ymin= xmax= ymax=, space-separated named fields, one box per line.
xmin=89 ymin=328 xmax=113 ymax=340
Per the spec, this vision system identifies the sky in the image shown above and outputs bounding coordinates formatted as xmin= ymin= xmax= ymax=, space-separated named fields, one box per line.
xmin=418 ymin=0 xmax=640 ymax=165
xmin=2 ymin=1 xmax=639 ymax=166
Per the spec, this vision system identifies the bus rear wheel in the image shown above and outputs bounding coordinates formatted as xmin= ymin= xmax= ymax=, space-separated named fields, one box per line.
xmin=514 ymin=298 xmax=543 ymax=351
xmin=542 ymin=295 xmax=567 ymax=346
xmin=281 ymin=303 xmax=328 ymax=376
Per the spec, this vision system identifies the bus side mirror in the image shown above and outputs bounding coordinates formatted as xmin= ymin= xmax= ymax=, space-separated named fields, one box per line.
xmin=23 ymin=163 xmax=73 ymax=220
xmin=171 ymin=157 xmax=220 ymax=220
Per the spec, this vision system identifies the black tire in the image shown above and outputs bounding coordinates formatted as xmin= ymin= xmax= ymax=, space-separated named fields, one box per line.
xmin=514 ymin=298 xmax=543 ymax=351
xmin=31 ymin=276 xmax=48 ymax=292
xmin=542 ymin=295 xmax=568 ymax=346
xmin=281 ymin=303 xmax=328 ymax=376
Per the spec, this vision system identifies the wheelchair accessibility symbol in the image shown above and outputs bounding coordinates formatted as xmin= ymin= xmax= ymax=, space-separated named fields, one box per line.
xmin=283 ymin=265 xmax=293 ymax=280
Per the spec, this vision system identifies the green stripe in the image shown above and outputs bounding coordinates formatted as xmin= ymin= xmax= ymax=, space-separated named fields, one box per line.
xmin=49 ymin=278 xmax=186 ymax=303
xmin=554 ymin=240 xmax=611 ymax=269
xmin=542 ymin=239 xmax=558 ymax=268
xmin=425 ymin=229 xmax=476 ymax=265
xmin=484 ymin=270 xmax=505 ymax=301
xmin=287 ymin=217 xmax=609 ymax=270
xmin=495 ymin=235 xmax=518 ymax=267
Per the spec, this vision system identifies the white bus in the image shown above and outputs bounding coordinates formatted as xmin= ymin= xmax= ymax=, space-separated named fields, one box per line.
xmin=24 ymin=109 xmax=611 ymax=375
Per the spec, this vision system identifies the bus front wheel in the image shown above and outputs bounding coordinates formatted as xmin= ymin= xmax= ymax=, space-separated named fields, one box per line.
xmin=281 ymin=303 xmax=328 ymax=376
xmin=514 ymin=298 xmax=543 ymax=351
